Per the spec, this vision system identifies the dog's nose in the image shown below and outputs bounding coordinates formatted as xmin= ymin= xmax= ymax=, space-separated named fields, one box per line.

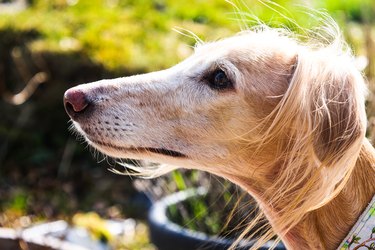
xmin=64 ymin=88 xmax=90 ymax=119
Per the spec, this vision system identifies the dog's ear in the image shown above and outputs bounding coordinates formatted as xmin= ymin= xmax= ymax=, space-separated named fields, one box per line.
xmin=312 ymin=73 xmax=364 ymax=164
xmin=290 ymin=50 xmax=367 ymax=166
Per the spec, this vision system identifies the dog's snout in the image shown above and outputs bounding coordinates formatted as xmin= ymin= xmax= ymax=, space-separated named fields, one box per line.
xmin=64 ymin=88 xmax=90 ymax=119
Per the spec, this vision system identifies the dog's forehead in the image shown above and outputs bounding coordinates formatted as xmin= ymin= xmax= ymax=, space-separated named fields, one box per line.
xmin=172 ymin=31 xmax=297 ymax=75
xmin=176 ymin=35 xmax=255 ymax=72
xmin=191 ymin=32 xmax=297 ymax=66
xmin=196 ymin=32 xmax=291 ymax=54
xmin=195 ymin=34 xmax=254 ymax=56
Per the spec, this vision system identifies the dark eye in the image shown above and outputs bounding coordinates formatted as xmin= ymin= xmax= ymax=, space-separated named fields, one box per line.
xmin=209 ymin=69 xmax=233 ymax=90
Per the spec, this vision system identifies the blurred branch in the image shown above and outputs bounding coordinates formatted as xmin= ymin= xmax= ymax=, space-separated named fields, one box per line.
xmin=2 ymin=71 xmax=49 ymax=105
xmin=1 ymin=46 xmax=49 ymax=105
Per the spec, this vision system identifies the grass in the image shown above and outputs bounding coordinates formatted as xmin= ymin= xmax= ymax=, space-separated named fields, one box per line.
xmin=0 ymin=0 xmax=238 ymax=73
xmin=1 ymin=0 xmax=374 ymax=74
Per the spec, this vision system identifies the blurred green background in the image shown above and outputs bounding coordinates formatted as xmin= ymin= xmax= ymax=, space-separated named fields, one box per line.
xmin=1 ymin=0 xmax=375 ymax=249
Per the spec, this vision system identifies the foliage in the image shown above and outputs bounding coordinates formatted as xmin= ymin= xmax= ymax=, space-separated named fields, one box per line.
xmin=1 ymin=0 xmax=374 ymax=73
xmin=0 ymin=0 xmax=238 ymax=73
xmin=164 ymin=171 xmax=258 ymax=238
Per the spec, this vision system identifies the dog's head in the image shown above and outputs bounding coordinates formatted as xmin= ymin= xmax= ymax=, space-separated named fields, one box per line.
xmin=64 ymin=26 xmax=367 ymax=195
xmin=64 ymin=30 xmax=297 ymax=173
xmin=64 ymin=24 xmax=370 ymax=248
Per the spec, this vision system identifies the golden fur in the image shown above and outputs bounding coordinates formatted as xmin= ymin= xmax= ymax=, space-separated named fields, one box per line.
xmin=64 ymin=21 xmax=375 ymax=249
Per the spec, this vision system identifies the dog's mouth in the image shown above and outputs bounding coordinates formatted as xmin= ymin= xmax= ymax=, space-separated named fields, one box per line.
xmin=89 ymin=139 xmax=186 ymax=158
xmin=144 ymin=147 xmax=186 ymax=157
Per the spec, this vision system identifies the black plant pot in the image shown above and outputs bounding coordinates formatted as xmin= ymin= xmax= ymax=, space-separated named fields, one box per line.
xmin=148 ymin=188 xmax=286 ymax=250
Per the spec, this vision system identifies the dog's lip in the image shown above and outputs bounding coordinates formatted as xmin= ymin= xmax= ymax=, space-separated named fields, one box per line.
xmin=144 ymin=147 xmax=186 ymax=157
xmin=89 ymin=138 xmax=187 ymax=158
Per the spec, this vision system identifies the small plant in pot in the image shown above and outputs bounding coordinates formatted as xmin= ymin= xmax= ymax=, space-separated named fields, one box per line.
xmin=137 ymin=170 xmax=286 ymax=250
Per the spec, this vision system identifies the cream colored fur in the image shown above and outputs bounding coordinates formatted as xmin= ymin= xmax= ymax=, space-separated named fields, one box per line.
xmin=67 ymin=24 xmax=375 ymax=249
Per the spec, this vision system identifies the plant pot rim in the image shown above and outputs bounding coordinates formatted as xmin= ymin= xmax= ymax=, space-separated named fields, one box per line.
xmin=148 ymin=187 xmax=285 ymax=250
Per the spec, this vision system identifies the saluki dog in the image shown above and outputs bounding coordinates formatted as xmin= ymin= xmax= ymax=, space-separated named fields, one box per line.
xmin=64 ymin=21 xmax=375 ymax=249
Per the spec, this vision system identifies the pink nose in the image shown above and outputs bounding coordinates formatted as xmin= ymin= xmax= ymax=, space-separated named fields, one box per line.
xmin=64 ymin=88 xmax=89 ymax=118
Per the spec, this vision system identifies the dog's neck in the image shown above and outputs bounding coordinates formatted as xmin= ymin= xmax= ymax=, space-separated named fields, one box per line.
xmin=284 ymin=140 xmax=375 ymax=249
xmin=226 ymin=140 xmax=375 ymax=250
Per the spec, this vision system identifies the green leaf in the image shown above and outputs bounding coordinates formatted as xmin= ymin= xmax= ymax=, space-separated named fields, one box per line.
xmin=172 ymin=170 xmax=186 ymax=190
xmin=353 ymin=236 xmax=361 ymax=244
xmin=370 ymin=207 xmax=375 ymax=216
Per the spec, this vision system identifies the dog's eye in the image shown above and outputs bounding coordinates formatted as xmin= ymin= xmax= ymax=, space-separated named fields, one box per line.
xmin=209 ymin=69 xmax=233 ymax=90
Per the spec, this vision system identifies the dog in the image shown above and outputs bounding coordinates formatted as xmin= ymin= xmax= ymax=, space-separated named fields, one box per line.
xmin=64 ymin=20 xmax=375 ymax=249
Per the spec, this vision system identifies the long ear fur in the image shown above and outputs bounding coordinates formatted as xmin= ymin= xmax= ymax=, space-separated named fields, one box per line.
xmin=297 ymin=45 xmax=367 ymax=207
xmin=247 ymin=37 xmax=368 ymax=248
xmin=306 ymin=51 xmax=367 ymax=167
xmin=282 ymin=46 xmax=367 ymax=210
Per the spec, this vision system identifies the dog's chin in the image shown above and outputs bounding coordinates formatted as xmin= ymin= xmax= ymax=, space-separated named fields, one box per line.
xmin=86 ymin=137 xmax=187 ymax=161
